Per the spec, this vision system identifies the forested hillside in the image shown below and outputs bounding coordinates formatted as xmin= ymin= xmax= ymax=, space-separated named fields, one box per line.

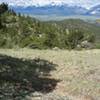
xmin=0 ymin=3 xmax=100 ymax=49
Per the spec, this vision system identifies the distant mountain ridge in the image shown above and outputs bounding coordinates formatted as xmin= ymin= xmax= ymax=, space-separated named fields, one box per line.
xmin=12 ymin=5 xmax=87 ymax=16
xmin=11 ymin=4 xmax=100 ymax=16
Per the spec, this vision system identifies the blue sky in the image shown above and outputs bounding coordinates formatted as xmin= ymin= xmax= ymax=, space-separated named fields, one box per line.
xmin=0 ymin=0 xmax=100 ymax=9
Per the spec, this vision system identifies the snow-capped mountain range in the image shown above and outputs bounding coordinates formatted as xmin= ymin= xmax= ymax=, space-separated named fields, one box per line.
xmin=0 ymin=0 xmax=100 ymax=16
xmin=12 ymin=4 xmax=100 ymax=16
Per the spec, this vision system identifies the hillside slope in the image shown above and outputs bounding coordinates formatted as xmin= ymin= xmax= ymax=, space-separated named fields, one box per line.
xmin=0 ymin=3 xmax=100 ymax=49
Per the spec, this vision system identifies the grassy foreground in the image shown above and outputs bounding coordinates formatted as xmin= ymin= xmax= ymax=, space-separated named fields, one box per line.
xmin=0 ymin=49 xmax=100 ymax=100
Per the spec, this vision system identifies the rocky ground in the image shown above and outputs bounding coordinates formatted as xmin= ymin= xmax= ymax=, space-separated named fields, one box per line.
xmin=0 ymin=49 xmax=100 ymax=100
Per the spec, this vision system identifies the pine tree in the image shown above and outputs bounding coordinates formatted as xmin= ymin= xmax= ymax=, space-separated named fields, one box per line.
xmin=0 ymin=3 xmax=8 ymax=14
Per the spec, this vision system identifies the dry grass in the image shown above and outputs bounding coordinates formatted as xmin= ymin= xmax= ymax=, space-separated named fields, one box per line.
xmin=0 ymin=48 xmax=100 ymax=100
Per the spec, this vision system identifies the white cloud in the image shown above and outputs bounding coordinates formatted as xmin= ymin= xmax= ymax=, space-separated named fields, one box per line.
xmin=0 ymin=0 xmax=100 ymax=9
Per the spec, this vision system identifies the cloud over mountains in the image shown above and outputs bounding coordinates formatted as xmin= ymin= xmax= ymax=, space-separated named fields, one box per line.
xmin=0 ymin=0 xmax=100 ymax=9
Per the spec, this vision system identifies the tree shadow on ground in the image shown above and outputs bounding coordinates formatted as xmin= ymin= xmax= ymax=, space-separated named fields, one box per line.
xmin=0 ymin=55 xmax=60 ymax=100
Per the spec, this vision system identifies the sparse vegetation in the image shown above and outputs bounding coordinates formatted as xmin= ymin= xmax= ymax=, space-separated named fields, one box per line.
xmin=0 ymin=3 xmax=99 ymax=49
xmin=0 ymin=49 xmax=100 ymax=100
